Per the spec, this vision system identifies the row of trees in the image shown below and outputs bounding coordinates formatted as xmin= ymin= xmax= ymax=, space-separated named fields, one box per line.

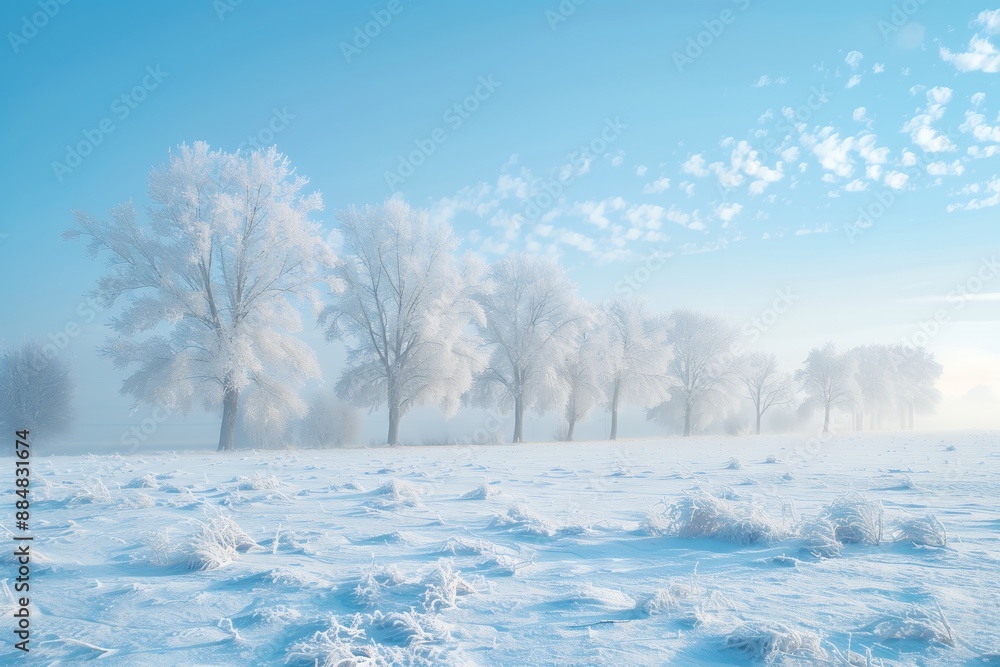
xmin=63 ymin=144 xmax=942 ymax=451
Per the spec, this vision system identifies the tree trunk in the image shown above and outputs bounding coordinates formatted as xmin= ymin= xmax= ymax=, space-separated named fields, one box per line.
xmin=387 ymin=404 xmax=401 ymax=446
xmin=683 ymin=403 xmax=692 ymax=437
xmin=908 ymin=402 xmax=914 ymax=430
xmin=858 ymin=409 xmax=864 ymax=432
xmin=217 ymin=388 xmax=239 ymax=452
xmin=512 ymin=395 xmax=523 ymax=443
xmin=566 ymin=417 xmax=576 ymax=442
xmin=609 ymin=382 xmax=620 ymax=440
xmin=755 ymin=411 xmax=761 ymax=436
xmin=823 ymin=403 xmax=831 ymax=433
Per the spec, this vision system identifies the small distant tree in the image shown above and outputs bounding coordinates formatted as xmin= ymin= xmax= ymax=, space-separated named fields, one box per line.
xmin=300 ymin=391 xmax=361 ymax=447
xmin=652 ymin=310 xmax=738 ymax=436
xmin=737 ymin=352 xmax=793 ymax=435
xmin=796 ymin=342 xmax=856 ymax=433
xmin=472 ymin=253 xmax=583 ymax=443
xmin=0 ymin=342 xmax=74 ymax=441
xmin=66 ymin=142 xmax=334 ymax=452
xmin=600 ymin=298 xmax=673 ymax=440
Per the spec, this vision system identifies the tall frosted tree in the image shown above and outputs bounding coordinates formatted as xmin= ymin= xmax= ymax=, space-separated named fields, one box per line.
xmin=851 ymin=344 xmax=893 ymax=431
xmin=651 ymin=310 xmax=738 ymax=437
xmin=796 ymin=342 xmax=856 ymax=433
xmin=559 ymin=310 xmax=606 ymax=441
xmin=67 ymin=142 xmax=335 ymax=452
xmin=736 ymin=352 xmax=793 ymax=435
xmin=321 ymin=199 xmax=487 ymax=446
xmin=601 ymin=298 xmax=673 ymax=440
xmin=472 ymin=253 xmax=583 ymax=443
xmin=0 ymin=342 xmax=74 ymax=442
xmin=889 ymin=344 xmax=942 ymax=429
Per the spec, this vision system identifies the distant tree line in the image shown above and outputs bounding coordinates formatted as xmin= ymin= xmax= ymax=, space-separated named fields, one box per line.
xmin=62 ymin=144 xmax=943 ymax=450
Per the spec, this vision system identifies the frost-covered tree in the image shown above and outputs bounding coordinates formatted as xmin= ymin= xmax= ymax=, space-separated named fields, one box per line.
xmin=796 ymin=342 xmax=856 ymax=433
xmin=321 ymin=199 xmax=486 ymax=446
xmin=736 ymin=352 xmax=793 ymax=435
xmin=67 ymin=142 xmax=334 ymax=452
xmin=472 ymin=253 xmax=583 ymax=443
xmin=851 ymin=344 xmax=893 ymax=431
xmin=889 ymin=344 xmax=942 ymax=429
xmin=650 ymin=310 xmax=738 ymax=437
xmin=559 ymin=311 xmax=606 ymax=441
xmin=0 ymin=342 xmax=74 ymax=441
xmin=601 ymin=298 xmax=673 ymax=440
xmin=299 ymin=391 xmax=361 ymax=448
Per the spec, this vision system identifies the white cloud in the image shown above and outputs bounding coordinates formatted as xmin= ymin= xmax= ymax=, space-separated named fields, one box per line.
xmin=780 ymin=146 xmax=800 ymax=162
xmin=496 ymin=173 xmax=529 ymax=199
xmin=866 ymin=164 xmax=883 ymax=180
xmin=624 ymin=204 xmax=665 ymax=230
xmin=872 ymin=63 xmax=885 ymax=73
xmin=635 ymin=165 xmax=648 ymax=177
xmin=679 ymin=181 xmax=696 ymax=197
xmin=715 ymin=203 xmax=743 ymax=223
xmin=681 ymin=154 xmax=708 ymax=177
xmin=665 ymin=206 xmax=706 ymax=231
xmin=641 ymin=177 xmax=671 ymax=194
xmin=900 ymin=150 xmax=918 ymax=167
xmin=846 ymin=75 xmax=862 ymax=89
xmin=941 ymin=35 xmax=1000 ymax=73
xmin=845 ymin=50 xmax=864 ymax=70
xmin=977 ymin=9 xmax=1000 ymax=34
xmin=902 ymin=87 xmax=957 ymax=152
xmin=884 ymin=171 xmax=910 ymax=190
xmin=969 ymin=144 xmax=1000 ymax=158
xmin=926 ymin=159 xmax=965 ymax=176
xmin=853 ymin=107 xmax=867 ymax=121
xmin=960 ymin=109 xmax=1000 ymax=143
xmin=948 ymin=175 xmax=1000 ymax=210
xmin=844 ymin=179 xmax=868 ymax=192
xmin=800 ymin=127 xmax=855 ymax=177
xmin=611 ymin=151 xmax=624 ymax=167
xmin=972 ymin=92 xmax=986 ymax=107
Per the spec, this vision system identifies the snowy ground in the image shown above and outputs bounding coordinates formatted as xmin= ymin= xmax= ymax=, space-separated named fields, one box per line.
xmin=3 ymin=431 xmax=999 ymax=665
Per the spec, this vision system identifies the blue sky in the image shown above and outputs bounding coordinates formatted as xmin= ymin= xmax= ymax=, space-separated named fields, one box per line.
xmin=2 ymin=0 xmax=999 ymax=447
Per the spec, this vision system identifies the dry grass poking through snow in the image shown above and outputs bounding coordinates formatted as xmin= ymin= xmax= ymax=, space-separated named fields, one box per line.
xmin=641 ymin=492 xmax=789 ymax=545
xmin=187 ymin=511 xmax=258 ymax=570
xmin=725 ymin=621 xmax=828 ymax=662
xmin=893 ymin=515 xmax=948 ymax=547
xmin=818 ymin=493 xmax=884 ymax=545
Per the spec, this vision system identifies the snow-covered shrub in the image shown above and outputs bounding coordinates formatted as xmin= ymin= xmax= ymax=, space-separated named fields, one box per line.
xmin=237 ymin=471 xmax=282 ymax=490
xmin=725 ymin=622 xmax=827 ymax=661
xmin=642 ymin=493 xmax=787 ymax=545
xmin=798 ymin=519 xmax=843 ymax=558
xmin=865 ymin=604 xmax=955 ymax=646
xmin=819 ymin=493 xmax=883 ymax=545
xmin=68 ymin=478 xmax=113 ymax=504
xmin=124 ymin=473 xmax=159 ymax=489
xmin=422 ymin=560 xmax=476 ymax=612
xmin=285 ymin=614 xmax=384 ymax=667
xmin=368 ymin=609 xmax=453 ymax=648
xmin=765 ymin=453 xmax=779 ymax=464
xmin=726 ymin=457 xmax=743 ymax=470
xmin=894 ymin=515 xmax=947 ymax=547
xmin=187 ymin=513 xmax=257 ymax=570
xmin=365 ymin=479 xmax=422 ymax=510
xmin=353 ymin=559 xmax=408 ymax=607
xmin=490 ymin=505 xmax=586 ymax=538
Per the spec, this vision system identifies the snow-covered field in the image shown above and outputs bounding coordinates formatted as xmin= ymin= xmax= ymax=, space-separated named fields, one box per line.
xmin=4 ymin=431 xmax=999 ymax=665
